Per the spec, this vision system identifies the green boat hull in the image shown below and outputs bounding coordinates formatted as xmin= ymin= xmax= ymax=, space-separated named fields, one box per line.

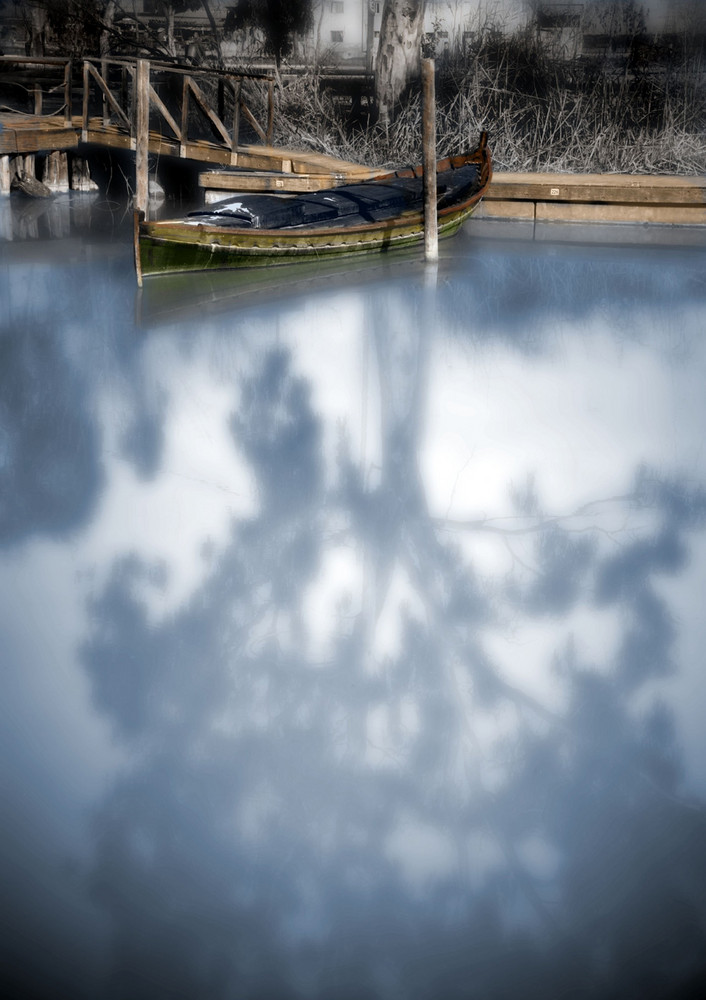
xmin=138 ymin=210 xmax=474 ymax=280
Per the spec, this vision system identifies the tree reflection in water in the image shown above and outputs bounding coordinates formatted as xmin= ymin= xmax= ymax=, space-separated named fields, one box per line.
xmin=77 ymin=250 xmax=706 ymax=1000
xmin=5 ymin=236 xmax=706 ymax=999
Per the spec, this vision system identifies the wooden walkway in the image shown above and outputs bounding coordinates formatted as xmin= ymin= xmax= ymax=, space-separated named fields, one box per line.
xmin=0 ymin=112 xmax=79 ymax=154
xmin=0 ymin=110 xmax=372 ymax=179
xmin=480 ymin=172 xmax=706 ymax=225
xmin=0 ymin=55 xmax=373 ymax=211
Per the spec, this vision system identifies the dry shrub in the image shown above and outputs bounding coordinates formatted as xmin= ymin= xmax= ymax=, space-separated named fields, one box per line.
xmin=263 ymin=17 xmax=706 ymax=175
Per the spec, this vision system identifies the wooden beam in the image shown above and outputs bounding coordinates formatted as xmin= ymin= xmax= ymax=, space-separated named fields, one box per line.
xmin=135 ymin=59 xmax=150 ymax=218
xmin=42 ymin=150 xmax=70 ymax=192
xmin=476 ymin=200 xmax=535 ymax=221
xmin=288 ymin=151 xmax=374 ymax=176
xmin=82 ymin=61 xmax=89 ymax=141
xmin=231 ymin=78 xmax=241 ymax=154
xmin=535 ymin=202 xmax=706 ymax=225
xmin=101 ymin=58 xmax=109 ymax=126
xmin=421 ymin=58 xmax=438 ymax=261
xmin=148 ymin=83 xmax=182 ymax=142
xmin=487 ymin=172 xmax=706 ymax=205
xmin=121 ymin=66 xmax=129 ymax=128
xmin=239 ymin=100 xmax=267 ymax=145
xmin=267 ymin=79 xmax=274 ymax=146
xmin=181 ymin=76 xmax=190 ymax=157
xmin=200 ymin=169 xmax=354 ymax=195
xmin=86 ymin=61 xmax=131 ymax=130
xmin=64 ymin=60 xmax=72 ymax=127
xmin=185 ymin=76 xmax=232 ymax=148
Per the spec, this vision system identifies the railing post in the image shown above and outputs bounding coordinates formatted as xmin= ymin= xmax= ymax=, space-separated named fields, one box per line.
xmin=101 ymin=58 xmax=109 ymax=126
xmin=180 ymin=75 xmax=190 ymax=157
xmin=82 ymin=60 xmax=89 ymax=141
xmin=217 ymin=77 xmax=225 ymax=122
xmin=421 ymin=57 xmax=438 ymax=262
xmin=34 ymin=82 xmax=42 ymax=116
xmin=232 ymin=78 xmax=241 ymax=155
xmin=266 ymin=78 xmax=274 ymax=146
xmin=135 ymin=58 xmax=150 ymax=218
xmin=64 ymin=59 xmax=72 ymax=127
xmin=121 ymin=66 xmax=129 ymax=123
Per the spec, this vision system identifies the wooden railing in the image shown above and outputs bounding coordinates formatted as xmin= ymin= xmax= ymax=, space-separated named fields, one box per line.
xmin=77 ymin=57 xmax=274 ymax=150
xmin=0 ymin=55 xmax=74 ymax=122
xmin=0 ymin=55 xmax=276 ymax=213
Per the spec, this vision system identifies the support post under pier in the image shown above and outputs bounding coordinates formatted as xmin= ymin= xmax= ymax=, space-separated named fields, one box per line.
xmin=0 ymin=156 xmax=10 ymax=196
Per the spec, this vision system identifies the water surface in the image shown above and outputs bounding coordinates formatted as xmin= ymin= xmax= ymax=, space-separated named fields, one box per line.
xmin=2 ymin=203 xmax=706 ymax=999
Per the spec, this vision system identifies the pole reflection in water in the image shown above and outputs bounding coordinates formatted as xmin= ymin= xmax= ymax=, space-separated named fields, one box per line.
xmin=2 ymin=224 xmax=706 ymax=1000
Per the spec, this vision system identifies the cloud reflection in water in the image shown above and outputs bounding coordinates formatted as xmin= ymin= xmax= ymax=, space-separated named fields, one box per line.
xmin=2 ymin=235 xmax=706 ymax=999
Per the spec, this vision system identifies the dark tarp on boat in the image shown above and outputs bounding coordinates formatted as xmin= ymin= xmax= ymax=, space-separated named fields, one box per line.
xmin=187 ymin=162 xmax=482 ymax=231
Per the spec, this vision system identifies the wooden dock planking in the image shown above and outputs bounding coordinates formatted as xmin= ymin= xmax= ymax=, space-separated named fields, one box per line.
xmin=487 ymin=172 xmax=706 ymax=206
xmin=1 ymin=51 xmax=368 ymax=188
xmin=199 ymin=158 xmax=377 ymax=200
xmin=1 ymin=110 xmax=371 ymax=178
xmin=201 ymin=171 xmax=349 ymax=200
xmin=4 ymin=89 xmax=706 ymax=228
xmin=288 ymin=150 xmax=373 ymax=177
xmin=2 ymin=114 xmax=367 ymax=174
xmin=481 ymin=172 xmax=706 ymax=225
xmin=0 ymin=113 xmax=79 ymax=154
xmin=534 ymin=202 xmax=706 ymax=225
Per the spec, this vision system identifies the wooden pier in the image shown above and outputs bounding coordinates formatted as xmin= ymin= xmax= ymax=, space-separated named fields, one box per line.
xmin=3 ymin=56 xmax=706 ymax=230
xmin=0 ymin=55 xmax=372 ymax=213
xmin=480 ymin=172 xmax=706 ymax=226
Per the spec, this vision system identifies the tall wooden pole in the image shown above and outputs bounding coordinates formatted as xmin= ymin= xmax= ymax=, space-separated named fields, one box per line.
xmin=421 ymin=57 xmax=438 ymax=261
xmin=135 ymin=58 xmax=150 ymax=219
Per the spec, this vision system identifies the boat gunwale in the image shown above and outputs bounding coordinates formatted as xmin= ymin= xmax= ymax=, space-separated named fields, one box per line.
xmin=140 ymin=211 xmax=471 ymax=256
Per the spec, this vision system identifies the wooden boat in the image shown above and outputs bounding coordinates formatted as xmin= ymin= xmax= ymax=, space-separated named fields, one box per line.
xmin=134 ymin=133 xmax=491 ymax=286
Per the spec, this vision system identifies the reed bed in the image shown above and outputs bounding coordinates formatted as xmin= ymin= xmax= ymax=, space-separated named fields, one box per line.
xmin=266 ymin=23 xmax=706 ymax=174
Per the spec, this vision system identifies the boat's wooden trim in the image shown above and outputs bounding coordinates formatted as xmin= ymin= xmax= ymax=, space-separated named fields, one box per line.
xmin=141 ymin=197 xmax=478 ymax=255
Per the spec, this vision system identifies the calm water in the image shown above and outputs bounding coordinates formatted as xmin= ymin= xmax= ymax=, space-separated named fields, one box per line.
xmin=2 ymin=196 xmax=706 ymax=1000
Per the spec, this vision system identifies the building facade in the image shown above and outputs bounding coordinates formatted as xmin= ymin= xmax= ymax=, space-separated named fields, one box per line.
xmin=0 ymin=2 xmax=693 ymax=64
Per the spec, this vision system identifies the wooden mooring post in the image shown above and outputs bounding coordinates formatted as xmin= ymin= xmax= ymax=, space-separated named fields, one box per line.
xmin=135 ymin=59 xmax=150 ymax=219
xmin=421 ymin=57 xmax=438 ymax=262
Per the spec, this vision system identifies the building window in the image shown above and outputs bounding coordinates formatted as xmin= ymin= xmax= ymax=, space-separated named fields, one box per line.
xmin=331 ymin=30 xmax=344 ymax=43
xmin=329 ymin=1 xmax=344 ymax=13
